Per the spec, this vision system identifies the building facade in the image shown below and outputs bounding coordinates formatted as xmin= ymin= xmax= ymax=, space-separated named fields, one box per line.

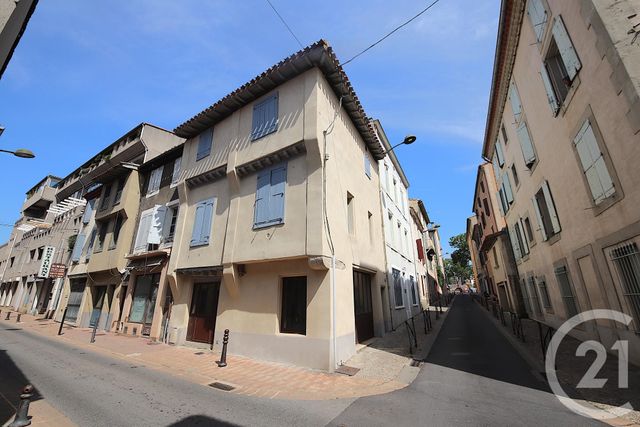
xmin=480 ymin=0 xmax=640 ymax=363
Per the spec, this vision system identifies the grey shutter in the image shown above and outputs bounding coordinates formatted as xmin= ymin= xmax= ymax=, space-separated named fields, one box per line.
xmin=497 ymin=191 xmax=505 ymax=216
xmin=516 ymin=122 xmax=536 ymax=167
xmin=516 ymin=221 xmax=529 ymax=255
xmin=190 ymin=202 xmax=205 ymax=246
xmin=364 ymin=155 xmax=371 ymax=178
xmin=574 ymin=121 xmax=615 ymax=203
xmin=171 ymin=157 xmax=182 ymax=185
xmin=71 ymin=234 xmax=86 ymax=262
xmin=527 ymin=0 xmax=547 ymax=42
xmin=542 ymin=181 xmax=561 ymax=234
xmin=135 ymin=209 xmax=153 ymax=252
xmin=200 ymin=198 xmax=214 ymax=244
xmin=82 ymin=199 xmax=95 ymax=224
xmin=532 ymin=194 xmax=548 ymax=241
xmin=510 ymin=82 xmax=522 ymax=122
xmin=254 ymin=170 xmax=271 ymax=227
xmin=252 ymin=94 xmax=278 ymax=140
xmin=495 ymin=140 xmax=505 ymax=166
xmin=540 ymin=64 xmax=560 ymax=115
xmin=265 ymin=94 xmax=278 ymax=135
xmin=196 ymin=129 xmax=213 ymax=160
xmin=148 ymin=205 xmax=167 ymax=244
xmin=508 ymin=225 xmax=522 ymax=261
xmin=519 ymin=217 xmax=530 ymax=251
xmin=503 ymin=172 xmax=514 ymax=204
xmin=553 ymin=16 xmax=581 ymax=80
xmin=269 ymin=165 xmax=286 ymax=224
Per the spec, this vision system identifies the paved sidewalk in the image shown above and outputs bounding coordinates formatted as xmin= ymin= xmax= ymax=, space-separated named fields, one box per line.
xmin=0 ymin=305 xmax=449 ymax=401
xmin=476 ymin=300 xmax=640 ymax=427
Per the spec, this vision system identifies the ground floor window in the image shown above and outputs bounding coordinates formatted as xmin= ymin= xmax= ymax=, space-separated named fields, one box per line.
xmin=392 ymin=269 xmax=403 ymax=308
xmin=280 ymin=276 xmax=307 ymax=335
xmin=129 ymin=273 xmax=160 ymax=327
xmin=66 ymin=279 xmax=86 ymax=323
xmin=610 ymin=242 xmax=640 ymax=326
xmin=554 ymin=266 xmax=578 ymax=318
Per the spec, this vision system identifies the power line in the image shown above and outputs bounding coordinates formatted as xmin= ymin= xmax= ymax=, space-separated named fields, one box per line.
xmin=265 ymin=0 xmax=304 ymax=49
xmin=341 ymin=0 xmax=442 ymax=66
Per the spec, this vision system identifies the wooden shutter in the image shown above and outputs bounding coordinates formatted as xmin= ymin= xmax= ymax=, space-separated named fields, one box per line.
xmin=497 ymin=191 xmax=505 ymax=216
xmin=416 ymin=238 xmax=424 ymax=261
xmin=148 ymin=166 xmax=163 ymax=195
xmin=540 ymin=64 xmax=560 ymax=115
xmin=71 ymin=234 xmax=86 ymax=262
xmin=200 ymin=198 xmax=214 ymax=244
xmin=552 ymin=16 xmax=581 ymax=80
xmin=516 ymin=122 xmax=536 ymax=167
xmin=532 ymin=193 xmax=548 ymax=241
xmin=134 ymin=209 xmax=153 ymax=252
xmin=527 ymin=0 xmax=547 ymax=41
xmin=171 ymin=157 xmax=182 ymax=185
xmin=148 ymin=205 xmax=167 ymax=244
xmin=269 ymin=165 xmax=286 ymax=224
xmin=252 ymin=94 xmax=278 ymax=140
xmin=364 ymin=155 xmax=371 ymax=178
xmin=503 ymin=173 xmax=514 ymax=204
xmin=82 ymin=199 xmax=95 ymax=224
xmin=254 ymin=170 xmax=271 ymax=227
xmin=190 ymin=202 xmax=205 ymax=246
xmin=495 ymin=140 xmax=505 ymax=166
xmin=196 ymin=129 xmax=213 ymax=160
xmin=508 ymin=225 xmax=522 ymax=261
xmin=574 ymin=121 xmax=615 ymax=203
xmin=519 ymin=217 xmax=530 ymax=250
xmin=509 ymin=82 xmax=522 ymax=122
xmin=265 ymin=94 xmax=278 ymax=135
xmin=542 ymin=181 xmax=561 ymax=234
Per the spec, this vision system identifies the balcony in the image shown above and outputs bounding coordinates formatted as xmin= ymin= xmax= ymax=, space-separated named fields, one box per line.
xmin=22 ymin=182 xmax=56 ymax=218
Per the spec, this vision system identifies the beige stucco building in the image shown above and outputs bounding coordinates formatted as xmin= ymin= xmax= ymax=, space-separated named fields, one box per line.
xmin=480 ymin=0 xmax=640 ymax=363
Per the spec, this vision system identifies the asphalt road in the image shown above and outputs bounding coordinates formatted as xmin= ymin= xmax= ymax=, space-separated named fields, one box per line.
xmin=328 ymin=295 xmax=604 ymax=426
xmin=0 ymin=325 xmax=351 ymax=426
xmin=0 ymin=296 xmax=605 ymax=426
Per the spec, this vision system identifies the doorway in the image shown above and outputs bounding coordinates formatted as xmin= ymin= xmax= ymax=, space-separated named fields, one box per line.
xmin=187 ymin=282 xmax=220 ymax=344
xmin=90 ymin=286 xmax=107 ymax=327
xmin=353 ymin=270 xmax=374 ymax=343
xmin=129 ymin=274 xmax=160 ymax=336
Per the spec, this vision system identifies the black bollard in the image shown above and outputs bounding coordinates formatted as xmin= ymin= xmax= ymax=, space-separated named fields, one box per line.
xmin=5 ymin=311 xmax=10 ymax=320
xmin=16 ymin=313 xmax=21 ymax=323
xmin=58 ymin=307 xmax=68 ymax=336
xmin=217 ymin=329 xmax=229 ymax=367
xmin=8 ymin=384 xmax=33 ymax=427
xmin=90 ymin=316 xmax=99 ymax=343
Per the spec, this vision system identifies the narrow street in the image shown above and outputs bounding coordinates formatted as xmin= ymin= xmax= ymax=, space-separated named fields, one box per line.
xmin=328 ymin=295 xmax=603 ymax=426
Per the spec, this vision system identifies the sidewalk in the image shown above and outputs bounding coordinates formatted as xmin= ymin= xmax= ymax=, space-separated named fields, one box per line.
xmin=476 ymin=300 xmax=640 ymax=427
xmin=0 ymin=304 xmax=450 ymax=402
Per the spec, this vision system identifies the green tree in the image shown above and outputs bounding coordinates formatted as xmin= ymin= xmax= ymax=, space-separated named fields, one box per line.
xmin=449 ymin=233 xmax=470 ymax=266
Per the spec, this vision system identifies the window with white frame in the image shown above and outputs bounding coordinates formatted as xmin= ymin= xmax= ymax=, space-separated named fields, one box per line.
xmin=393 ymin=269 xmax=403 ymax=308
xmin=532 ymin=180 xmax=561 ymax=241
xmin=573 ymin=119 xmax=615 ymax=205
xmin=147 ymin=166 xmax=163 ymax=196
xmin=540 ymin=16 xmax=582 ymax=114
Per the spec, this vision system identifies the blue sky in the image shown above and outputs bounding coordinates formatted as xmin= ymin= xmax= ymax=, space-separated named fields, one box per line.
xmin=0 ymin=0 xmax=500 ymax=254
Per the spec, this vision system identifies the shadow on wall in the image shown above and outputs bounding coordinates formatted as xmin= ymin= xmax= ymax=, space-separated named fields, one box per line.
xmin=168 ymin=414 xmax=240 ymax=426
xmin=0 ymin=348 xmax=43 ymax=425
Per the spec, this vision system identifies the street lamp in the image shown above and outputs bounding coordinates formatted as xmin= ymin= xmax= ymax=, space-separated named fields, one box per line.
xmin=382 ymin=135 xmax=416 ymax=155
xmin=0 ymin=148 xmax=35 ymax=158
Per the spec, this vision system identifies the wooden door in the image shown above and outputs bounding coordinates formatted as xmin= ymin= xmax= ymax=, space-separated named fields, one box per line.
xmin=187 ymin=282 xmax=220 ymax=343
xmin=353 ymin=271 xmax=374 ymax=343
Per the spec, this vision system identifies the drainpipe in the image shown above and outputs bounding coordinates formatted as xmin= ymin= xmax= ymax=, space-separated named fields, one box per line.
xmin=331 ymin=254 xmax=337 ymax=369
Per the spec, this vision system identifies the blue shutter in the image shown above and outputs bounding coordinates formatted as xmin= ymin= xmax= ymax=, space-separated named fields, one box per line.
xmin=265 ymin=94 xmax=278 ymax=135
xmin=200 ymin=199 xmax=214 ymax=244
xmin=269 ymin=165 xmax=286 ymax=224
xmin=82 ymin=199 xmax=95 ymax=224
xmin=254 ymin=170 xmax=271 ymax=227
xmin=190 ymin=203 xmax=205 ymax=246
xmin=196 ymin=129 xmax=213 ymax=161
xmin=364 ymin=156 xmax=371 ymax=178
xmin=251 ymin=94 xmax=278 ymax=140
xmin=71 ymin=234 xmax=86 ymax=262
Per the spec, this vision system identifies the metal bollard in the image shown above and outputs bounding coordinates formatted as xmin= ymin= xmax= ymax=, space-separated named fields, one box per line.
xmin=16 ymin=313 xmax=21 ymax=323
xmin=5 ymin=311 xmax=10 ymax=320
xmin=58 ymin=307 xmax=68 ymax=336
xmin=8 ymin=384 xmax=34 ymax=427
xmin=90 ymin=317 xmax=99 ymax=344
xmin=217 ymin=329 xmax=229 ymax=367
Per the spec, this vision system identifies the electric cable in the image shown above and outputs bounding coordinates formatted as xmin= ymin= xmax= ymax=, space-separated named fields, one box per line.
xmin=265 ymin=0 xmax=304 ymax=49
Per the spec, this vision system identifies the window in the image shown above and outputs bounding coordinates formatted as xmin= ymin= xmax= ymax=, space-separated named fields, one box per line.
xmin=480 ymin=181 xmax=485 ymax=193
xmin=509 ymin=223 xmax=527 ymax=261
xmin=511 ymin=164 xmax=519 ymax=187
xmin=537 ymin=277 xmax=553 ymax=309
xmin=196 ymin=128 xmax=213 ymax=161
xmin=384 ymin=163 xmax=390 ymax=192
xmin=82 ymin=199 xmax=95 ymax=224
xmin=540 ymin=16 xmax=581 ymax=114
xmin=573 ymin=119 xmax=615 ymax=205
xmin=609 ymin=243 xmax=640 ymax=326
xmin=134 ymin=205 xmax=168 ymax=252
xmin=393 ymin=269 xmax=403 ymax=308
xmin=171 ymin=157 xmax=182 ymax=186
xmin=528 ymin=275 xmax=543 ymax=315
xmin=254 ymin=163 xmax=286 ymax=229
xmin=555 ymin=266 xmax=578 ymax=318
xmin=347 ymin=192 xmax=355 ymax=235
xmin=100 ymin=184 xmax=112 ymax=210
xmin=364 ymin=155 xmax=371 ymax=178
xmin=251 ymin=93 xmax=278 ymax=140
xmin=520 ymin=278 xmax=532 ymax=315
xmin=516 ymin=121 xmax=537 ymax=168
xmin=527 ymin=0 xmax=548 ymax=42
xmin=164 ymin=205 xmax=179 ymax=243
xmin=147 ymin=166 xmax=163 ymax=196
xmin=109 ymin=215 xmax=123 ymax=249
xmin=483 ymin=198 xmax=491 ymax=217
xmin=113 ymin=179 xmax=125 ymax=205
xmin=532 ymin=181 xmax=561 ymax=241
xmin=492 ymin=247 xmax=499 ymax=268
xmin=30 ymin=249 xmax=36 ymax=261
xmin=190 ymin=198 xmax=214 ymax=247
xmin=280 ymin=276 xmax=306 ymax=335
xmin=509 ymin=81 xmax=523 ymax=123
xmin=9 ymin=257 xmax=14 ymax=268
xmin=516 ymin=221 xmax=529 ymax=255
xmin=501 ymin=123 xmax=509 ymax=145
xmin=85 ymin=228 xmax=97 ymax=260
xmin=481 ymin=213 xmax=486 ymax=227
xmin=523 ymin=217 xmax=535 ymax=244
xmin=397 ymin=222 xmax=401 ymax=251
xmin=495 ymin=140 xmax=505 ymax=167
xmin=37 ymin=246 xmax=43 ymax=260
xmin=71 ymin=234 xmax=86 ymax=262
xmin=94 ymin=222 xmax=107 ymax=252
xmin=410 ymin=276 xmax=418 ymax=306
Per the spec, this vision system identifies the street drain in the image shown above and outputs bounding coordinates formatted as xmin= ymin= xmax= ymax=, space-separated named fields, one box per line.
xmin=209 ymin=382 xmax=235 ymax=391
